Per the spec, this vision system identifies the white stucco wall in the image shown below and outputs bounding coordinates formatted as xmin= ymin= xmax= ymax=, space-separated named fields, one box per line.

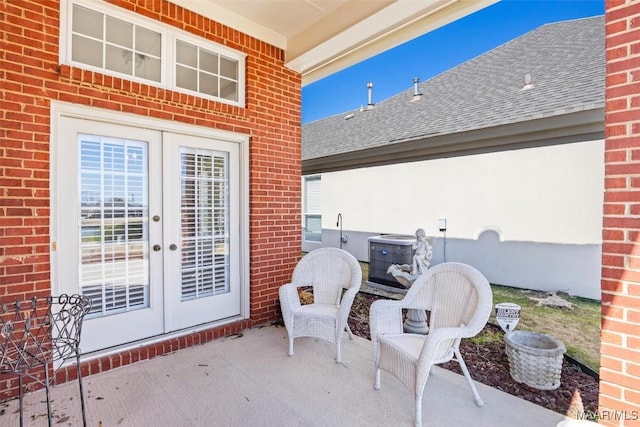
xmin=321 ymin=140 xmax=604 ymax=245
xmin=305 ymin=139 xmax=604 ymax=300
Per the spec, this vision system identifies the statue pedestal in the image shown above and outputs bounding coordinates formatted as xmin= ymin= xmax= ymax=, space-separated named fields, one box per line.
xmin=404 ymin=309 xmax=428 ymax=334
xmin=386 ymin=265 xmax=429 ymax=334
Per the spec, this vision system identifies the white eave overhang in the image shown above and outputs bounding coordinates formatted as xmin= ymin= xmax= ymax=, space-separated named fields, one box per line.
xmin=287 ymin=0 xmax=499 ymax=85
xmin=168 ymin=0 xmax=498 ymax=85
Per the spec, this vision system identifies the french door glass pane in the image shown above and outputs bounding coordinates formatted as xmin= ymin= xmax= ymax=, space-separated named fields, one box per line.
xmin=180 ymin=148 xmax=229 ymax=300
xmin=79 ymin=135 xmax=150 ymax=317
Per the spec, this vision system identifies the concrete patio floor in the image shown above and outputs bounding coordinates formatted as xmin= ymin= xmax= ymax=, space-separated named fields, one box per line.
xmin=0 ymin=324 xmax=571 ymax=426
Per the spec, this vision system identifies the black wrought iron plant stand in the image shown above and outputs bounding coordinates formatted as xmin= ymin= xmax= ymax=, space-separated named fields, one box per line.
xmin=0 ymin=294 xmax=92 ymax=427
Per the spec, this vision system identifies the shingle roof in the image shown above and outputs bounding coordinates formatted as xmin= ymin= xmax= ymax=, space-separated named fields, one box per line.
xmin=302 ymin=16 xmax=604 ymax=161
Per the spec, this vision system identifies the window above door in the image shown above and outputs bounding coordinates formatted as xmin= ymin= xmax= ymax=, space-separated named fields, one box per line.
xmin=60 ymin=0 xmax=246 ymax=106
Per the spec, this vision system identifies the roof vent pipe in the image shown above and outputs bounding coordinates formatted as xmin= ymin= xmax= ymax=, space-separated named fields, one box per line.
xmin=411 ymin=77 xmax=423 ymax=102
xmin=521 ymin=74 xmax=534 ymax=91
xmin=367 ymin=81 xmax=374 ymax=109
xmin=413 ymin=77 xmax=422 ymax=96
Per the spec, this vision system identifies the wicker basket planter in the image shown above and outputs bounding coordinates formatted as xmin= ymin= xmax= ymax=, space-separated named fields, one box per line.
xmin=504 ymin=331 xmax=566 ymax=390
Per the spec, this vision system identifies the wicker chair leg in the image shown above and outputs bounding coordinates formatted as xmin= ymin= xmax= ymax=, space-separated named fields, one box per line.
xmin=374 ymin=368 xmax=381 ymax=390
xmin=346 ymin=324 xmax=354 ymax=339
xmin=455 ymin=348 xmax=484 ymax=406
xmin=288 ymin=336 xmax=294 ymax=356
xmin=415 ymin=396 xmax=423 ymax=427
xmin=335 ymin=341 xmax=342 ymax=363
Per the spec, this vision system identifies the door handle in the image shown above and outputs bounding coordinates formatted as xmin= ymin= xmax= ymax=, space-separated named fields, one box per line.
xmin=169 ymin=244 xmax=178 ymax=251
xmin=153 ymin=244 xmax=161 ymax=251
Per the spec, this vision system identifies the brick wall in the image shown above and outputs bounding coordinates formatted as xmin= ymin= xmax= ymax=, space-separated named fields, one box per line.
xmin=602 ymin=0 xmax=640 ymax=425
xmin=0 ymin=0 xmax=301 ymax=398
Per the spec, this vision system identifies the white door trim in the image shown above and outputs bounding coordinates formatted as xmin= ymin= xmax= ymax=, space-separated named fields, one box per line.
xmin=50 ymin=101 xmax=251 ymax=343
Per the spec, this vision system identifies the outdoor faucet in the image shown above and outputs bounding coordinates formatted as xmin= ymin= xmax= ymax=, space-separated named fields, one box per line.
xmin=336 ymin=213 xmax=348 ymax=248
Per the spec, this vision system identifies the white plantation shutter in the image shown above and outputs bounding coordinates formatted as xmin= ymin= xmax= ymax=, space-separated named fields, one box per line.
xmin=180 ymin=148 xmax=230 ymax=300
xmin=79 ymin=136 xmax=150 ymax=317
xmin=305 ymin=177 xmax=321 ymax=212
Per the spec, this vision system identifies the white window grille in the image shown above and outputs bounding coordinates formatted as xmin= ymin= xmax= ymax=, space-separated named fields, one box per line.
xmin=71 ymin=4 xmax=162 ymax=82
xmin=175 ymin=40 xmax=239 ymax=102
xmin=61 ymin=0 xmax=245 ymax=106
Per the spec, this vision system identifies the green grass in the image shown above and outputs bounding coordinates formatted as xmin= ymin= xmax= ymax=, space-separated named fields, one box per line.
xmin=490 ymin=284 xmax=601 ymax=371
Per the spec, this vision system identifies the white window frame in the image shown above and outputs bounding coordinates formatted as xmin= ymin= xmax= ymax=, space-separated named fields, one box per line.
xmin=302 ymin=175 xmax=322 ymax=242
xmin=59 ymin=0 xmax=246 ymax=107
xmin=171 ymin=31 xmax=242 ymax=104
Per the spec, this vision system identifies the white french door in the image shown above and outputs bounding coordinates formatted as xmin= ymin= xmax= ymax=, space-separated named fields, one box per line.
xmin=54 ymin=114 xmax=242 ymax=353
xmin=163 ymin=132 xmax=240 ymax=331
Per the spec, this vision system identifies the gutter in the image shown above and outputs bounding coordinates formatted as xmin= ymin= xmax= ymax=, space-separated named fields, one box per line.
xmin=302 ymin=108 xmax=604 ymax=175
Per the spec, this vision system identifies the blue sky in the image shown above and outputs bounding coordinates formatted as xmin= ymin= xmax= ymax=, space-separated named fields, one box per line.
xmin=301 ymin=0 xmax=604 ymax=124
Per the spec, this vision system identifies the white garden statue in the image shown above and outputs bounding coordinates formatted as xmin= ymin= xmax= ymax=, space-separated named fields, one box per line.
xmin=386 ymin=228 xmax=434 ymax=288
xmin=386 ymin=228 xmax=435 ymax=334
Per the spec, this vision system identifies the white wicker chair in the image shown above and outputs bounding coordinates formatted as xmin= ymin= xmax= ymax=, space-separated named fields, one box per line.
xmin=279 ymin=247 xmax=362 ymax=363
xmin=370 ymin=262 xmax=493 ymax=427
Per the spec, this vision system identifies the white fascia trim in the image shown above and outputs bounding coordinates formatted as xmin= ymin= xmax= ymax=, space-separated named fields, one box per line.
xmin=290 ymin=0 xmax=498 ymax=84
xmin=168 ymin=0 xmax=287 ymax=49
xmin=287 ymin=0 xmax=451 ymax=73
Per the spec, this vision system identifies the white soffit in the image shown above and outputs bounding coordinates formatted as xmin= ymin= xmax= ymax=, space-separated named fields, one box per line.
xmin=169 ymin=0 xmax=498 ymax=85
